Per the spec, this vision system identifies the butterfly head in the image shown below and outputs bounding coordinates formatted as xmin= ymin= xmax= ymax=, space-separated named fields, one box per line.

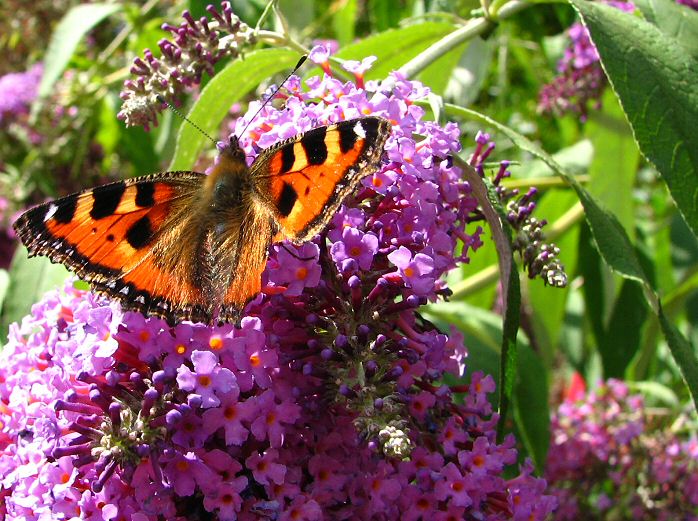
xmin=217 ymin=135 xmax=246 ymax=163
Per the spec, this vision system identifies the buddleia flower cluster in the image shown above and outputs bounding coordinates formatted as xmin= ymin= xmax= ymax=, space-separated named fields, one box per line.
xmin=538 ymin=1 xmax=635 ymax=120
xmin=546 ymin=379 xmax=698 ymax=519
xmin=118 ymin=1 xmax=255 ymax=130
xmin=0 ymin=53 xmax=557 ymax=520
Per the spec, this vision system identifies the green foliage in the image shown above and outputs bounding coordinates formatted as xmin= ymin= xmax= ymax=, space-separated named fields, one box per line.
xmin=169 ymin=49 xmax=301 ymax=171
xmin=572 ymin=0 xmax=698 ymax=236
xmin=38 ymin=3 xmax=122 ymax=100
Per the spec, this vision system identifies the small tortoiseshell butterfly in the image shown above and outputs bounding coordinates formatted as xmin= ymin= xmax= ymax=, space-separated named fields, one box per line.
xmin=14 ymin=117 xmax=391 ymax=324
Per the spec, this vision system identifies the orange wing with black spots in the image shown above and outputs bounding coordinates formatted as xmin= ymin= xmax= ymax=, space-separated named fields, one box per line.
xmin=13 ymin=172 xmax=209 ymax=323
xmin=252 ymin=117 xmax=391 ymax=243
xmin=13 ymin=116 xmax=391 ymax=325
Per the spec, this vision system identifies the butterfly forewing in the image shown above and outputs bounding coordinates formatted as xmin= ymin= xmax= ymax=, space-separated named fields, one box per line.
xmin=13 ymin=172 xmax=212 ymax=323
xmin=252 ymin=117 xmax=391 ymax=243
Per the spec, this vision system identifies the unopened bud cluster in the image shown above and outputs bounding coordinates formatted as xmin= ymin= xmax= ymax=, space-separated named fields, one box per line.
xmin=118 ymin=1 xmax=255 ymax=129
xmin=470 ymin=131 xmax=568 ymax=288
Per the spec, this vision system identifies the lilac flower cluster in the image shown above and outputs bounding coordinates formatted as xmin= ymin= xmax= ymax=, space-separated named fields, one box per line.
xmin=0 ymin=54 xmax=556 ymax=519
xmin=0 ymin=64 xmax=42 ymax=124
xmin=469 ymin=132 xmax=567 ymax=287
xmin=546 ymin=379 xmax=698 ymax=519
xmin=538 ymin=2 xmax=634 ymax=120
xmin=118 ymin=1 xmax=255 ymax=129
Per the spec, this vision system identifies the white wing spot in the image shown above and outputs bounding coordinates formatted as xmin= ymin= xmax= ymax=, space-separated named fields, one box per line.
xmin=353 ymin=121 xmax=366 ymax=139
xmin=44 ymin=204 xmax=58 ymax=222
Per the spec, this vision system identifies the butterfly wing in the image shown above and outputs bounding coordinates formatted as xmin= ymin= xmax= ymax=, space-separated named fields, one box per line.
xmin=13 ymin=172 xmax=214 ymax=323
xmin=215 ymin=206 xmax=274 ymax=323
xmin=250 ymin=117 xmax=391 ymax=243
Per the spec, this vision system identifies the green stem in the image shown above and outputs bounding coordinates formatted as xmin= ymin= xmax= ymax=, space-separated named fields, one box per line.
xmin=395 ymin=0 xmax=531 ymax=81
xmin=502 ymin=174 xmax=590 ymax=190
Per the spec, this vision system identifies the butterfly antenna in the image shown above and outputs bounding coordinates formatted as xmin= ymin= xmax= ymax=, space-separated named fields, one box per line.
xmin=238 ymin=54 xmax=308 ymax=139
xmin=156 ymin=95 xmax=219 ymax=146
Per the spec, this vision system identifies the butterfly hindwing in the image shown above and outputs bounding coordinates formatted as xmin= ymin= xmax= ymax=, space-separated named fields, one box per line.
xmin=217 ymin=209 xmax=275 ymax=323
xmin=13 ymin=172 xmax=212 ymax=323
xmin=252 ymin=117 xmax=391 ymax=243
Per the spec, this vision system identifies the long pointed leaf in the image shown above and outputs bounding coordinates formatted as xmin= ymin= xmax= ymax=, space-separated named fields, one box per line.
xmin=572 ymin=0 xmax=698 ymax=236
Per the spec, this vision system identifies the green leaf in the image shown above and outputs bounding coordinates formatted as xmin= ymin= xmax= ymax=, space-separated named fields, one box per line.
xmin=335 ymin=22 xmax=457 ymax=82
xmin=1 ymin=248 xmax=69 ymax=342
xmin=447 ymin=103 xmax=648 ymax=284
xmin=577 ymin=222 xmax=607 ymax=351
xmin=457 ymin=158 xmax=520 ymax=438
xmin=38 ymin=3 xmax=122 ymax=98
xmin=0 ymin=269 xmax=9 ymax=313
xmin=572 ymin=0 xmax=698 ymax=236
xmin=449 ymin=37 xmax=494 ymax=106
xmin=526 ymin=189 xmax=580 ymax=362
xmin=119 ymin=126 xmax=158 ymax=176
xmin=168 ymin=49 xmax=301 ymax=171
xmin=512 ymin=344 xmax=550 ymax=471
xmin=632 ymin=0 xmax=698 ymax=59
xmin=332 ymin=0 xmax=357 ymax=46
xmin=95 ymin=94 xmax=121 ymax=157
xmin=417 ymin=41 xmax=469 ymax=96
xmin=586 ymin=90 xmax=641 ymax=239
xmin=599 ymin=279 xmax=648 ymax=377
xmin=278 ymin=0 xmax=315 ymax=33
xmin=630 ymin=380 xmax=679 ymax=407
xmin=658 ymin=302 xmax=698 ymax=406
xmin=368 ymin=0 xmax=405 ymax=30
xmin=575 ymin=185 xmax=648 ymax=284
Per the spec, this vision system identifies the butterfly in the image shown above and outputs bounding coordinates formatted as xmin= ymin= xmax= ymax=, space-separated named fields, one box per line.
xmin=13 ymin=116 xmax=391 ymax=325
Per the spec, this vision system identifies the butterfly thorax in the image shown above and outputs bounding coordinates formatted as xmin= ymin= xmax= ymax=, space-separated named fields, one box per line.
xmin=204 ymin=137 xmax=252 ymax=205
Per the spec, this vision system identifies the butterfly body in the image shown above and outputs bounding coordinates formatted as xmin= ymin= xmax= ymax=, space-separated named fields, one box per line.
xmin=14 ymin=117 xmax=391 ymax=324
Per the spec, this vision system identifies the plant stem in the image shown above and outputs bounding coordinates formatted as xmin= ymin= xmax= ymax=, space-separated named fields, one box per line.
xmin=394 ymin=0 xmax=531 ymax=81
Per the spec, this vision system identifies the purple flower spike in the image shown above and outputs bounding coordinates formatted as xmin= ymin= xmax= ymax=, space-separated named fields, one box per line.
xmin=0 ymin=40 xmax=560 ymax=518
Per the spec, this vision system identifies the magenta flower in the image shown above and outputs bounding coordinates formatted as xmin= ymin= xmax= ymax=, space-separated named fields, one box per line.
xmin=266 ymin=242 xmax=321 ymax=296
xmin=434 ymin=462 xmax=473 ymax=507
xmin=246 ymin=448 xmax=286 ymax=486
xmin=202 ymin=387 xmax=250 ymax=445
xmin=330 ymin=226 xmax=379 ymax=271
xmin=248 ymin=390 xmax=301 ymax=448
xmin=388 ymin=245 xmax=436 ymax=295
xmin=546 ymin=379 xmax=698 ymax=519
xmin=176 ymin=349 xmax=237 ymax=408
xmin=538 ymin=1 xmax=634 ymax=119
xmin=0 ymin=63 xmax=42 ymax=123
